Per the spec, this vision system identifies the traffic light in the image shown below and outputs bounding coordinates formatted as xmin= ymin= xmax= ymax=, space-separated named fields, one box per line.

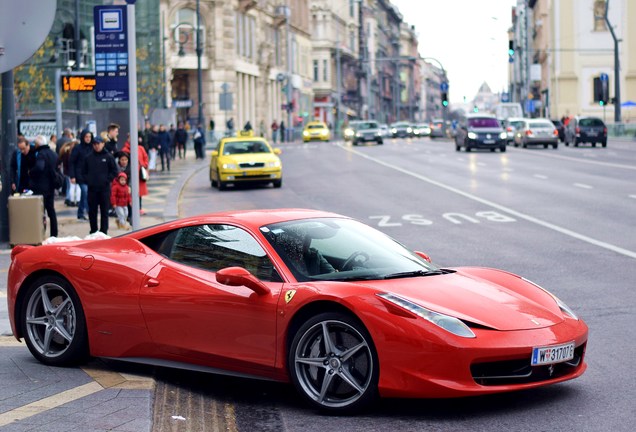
xmin=508 ymin=40 xmax=515 ymax=63
xmin=441 ymin=92 xmax=448 ymax=107
xmin=593 ymin=76 xmax=609 ymax=106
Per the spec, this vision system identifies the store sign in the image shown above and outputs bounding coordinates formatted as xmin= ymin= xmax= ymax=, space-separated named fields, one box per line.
xmin=17 ymin=120 xmax=56 ymax=140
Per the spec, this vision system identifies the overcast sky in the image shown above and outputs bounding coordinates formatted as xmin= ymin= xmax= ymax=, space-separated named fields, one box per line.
xmin=390 ymin=0 xmax=517 ymax=103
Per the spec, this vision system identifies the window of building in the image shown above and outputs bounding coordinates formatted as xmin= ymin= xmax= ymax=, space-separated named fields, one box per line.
xmin=349 ymin=0 xmax=355 ymax=18
xmin=313 ymin=60 xmax=319 ymax=82
xmin=323 ymin=59 xmax=328 ymax=81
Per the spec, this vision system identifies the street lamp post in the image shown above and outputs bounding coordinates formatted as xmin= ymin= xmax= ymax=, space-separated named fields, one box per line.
xmin=196 ymin=0 xmax=203 ymax=128
xmin=284 ymin=5 xmax=293 ymax=142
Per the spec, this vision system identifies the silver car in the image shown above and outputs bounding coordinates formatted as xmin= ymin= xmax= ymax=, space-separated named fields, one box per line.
xmin=513 ymin=118 xmax=559 ymax=149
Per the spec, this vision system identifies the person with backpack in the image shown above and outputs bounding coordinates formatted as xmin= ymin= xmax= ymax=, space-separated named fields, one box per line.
xmin=28 ymin=135 xmax=59 ymax=237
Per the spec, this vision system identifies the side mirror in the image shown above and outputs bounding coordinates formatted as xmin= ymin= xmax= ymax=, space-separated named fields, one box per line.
xmin=414 ymin=251 xmax=432 ymax=263
xmin=211 ymin=150 xmax=219 ymax=157
xmin=273 ymin=148 xmax=282 ymax=155
xmin=216 ymin=267 xmax=271 ymax=295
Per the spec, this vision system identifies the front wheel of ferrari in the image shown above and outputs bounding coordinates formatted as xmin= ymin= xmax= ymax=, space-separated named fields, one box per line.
xmin=20 ymin=275 xmax=88 ymax=366
xmin=289 ymin=312 xmax=378 ymax=413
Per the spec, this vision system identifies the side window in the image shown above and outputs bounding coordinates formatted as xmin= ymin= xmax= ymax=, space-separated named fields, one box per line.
xmin=168 ymin=224 xmax=281 ymax=282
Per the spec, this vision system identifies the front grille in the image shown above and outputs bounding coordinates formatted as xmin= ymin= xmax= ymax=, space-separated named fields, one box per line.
xmin=471 ymin=344 xmax=585 ymax=386
xmin=239 ymin=162 xmax=265 ymax=168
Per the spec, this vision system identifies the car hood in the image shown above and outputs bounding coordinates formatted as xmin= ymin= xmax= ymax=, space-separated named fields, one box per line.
xmin=350 ymin=270 xmax=563 ymax=331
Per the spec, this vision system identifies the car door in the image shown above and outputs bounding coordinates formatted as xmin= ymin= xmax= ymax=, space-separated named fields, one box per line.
xmin=139 ymin=223 xmax=285 ymax=371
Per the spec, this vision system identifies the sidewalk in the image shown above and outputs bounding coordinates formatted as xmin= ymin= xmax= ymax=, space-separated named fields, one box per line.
xmin=0 ymin=151 xmax=207 ymax=432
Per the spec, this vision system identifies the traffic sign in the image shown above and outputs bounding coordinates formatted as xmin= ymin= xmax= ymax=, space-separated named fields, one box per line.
xmin=440 ymin=82 xmax=449 ymax=92
xmin=600 ymin=73 xmax=609 ymax=82
xmin=94 ymin=5 xmax=129 ymax=102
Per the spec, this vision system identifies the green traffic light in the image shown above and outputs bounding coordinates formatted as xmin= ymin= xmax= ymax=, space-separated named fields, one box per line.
xmin=508 ymin=49 xmax=514 ymax=56
xmin=599 ymin=101 xmax=604 ymax=106
xmin=442 ymin=101 xmax=449 ymax=107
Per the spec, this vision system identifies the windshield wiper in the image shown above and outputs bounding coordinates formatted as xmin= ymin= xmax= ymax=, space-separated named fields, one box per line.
xmin=382 ymin=269 xmax=448 ymax=280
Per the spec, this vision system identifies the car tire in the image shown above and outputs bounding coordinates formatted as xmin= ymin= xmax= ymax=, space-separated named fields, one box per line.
xmin=553 ymin=143 xmax=558 ymax=149
xmin=500 ymin=146 xmax=506 ymax=152
xmin=20 ymin=275 xmax=89 ymax=366
xmin=544 ymin=144 xmax=548 ymax=149
xmin=574 ymin=141 xmax=579 ymax=147
xmin=216 ymin=170 xmax=227 ymax=190
xmin=455 ymin=145 xmax=461 ymax=152
xmin=377 ymin=139 xmax=383 ymax=145
xmin=288 ymin=312 xmax=379 ymax=413
xmin=602 ymin=141 xmax=607 ymax=148
xmin=465 ymin=146 xmax=471 ymax=152
xmin=273 ymin=179 xmax=282 ymax=188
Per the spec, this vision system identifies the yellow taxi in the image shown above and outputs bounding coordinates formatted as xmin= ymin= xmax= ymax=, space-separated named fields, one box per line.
xmin=302 ymin=121 xmax=330 ymax=142
xmin=209 ymin=132 xmax=282 ymax=190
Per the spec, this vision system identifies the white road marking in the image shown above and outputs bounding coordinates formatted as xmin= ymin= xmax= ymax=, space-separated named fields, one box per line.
xmin=341 ymin=144 xmax=636 ymax=260
xmin=534 ymin=174 xmax=548 ymax=179
xmin=574 ymin=183 xmax=593 ymax=189
xmin=0 ymin=382 xmax=103 ymax=427
xmin=629 ymin=195 xmax=636 ymax=200
xmin=517 ymin=149 xmax=636 ymax=170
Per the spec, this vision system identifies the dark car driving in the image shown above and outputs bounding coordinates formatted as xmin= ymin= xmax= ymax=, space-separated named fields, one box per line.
xmin=551 ymin=119 xmax=565 ymax=142
xmin=564 ymin=116 xmax=607 ymax=147
xmin=455 ymin=114 xmax=507 ymax=152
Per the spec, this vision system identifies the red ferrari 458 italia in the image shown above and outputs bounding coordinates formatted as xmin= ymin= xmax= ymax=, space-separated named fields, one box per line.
xmin=7 ymin=209 xmax=587 ymax=413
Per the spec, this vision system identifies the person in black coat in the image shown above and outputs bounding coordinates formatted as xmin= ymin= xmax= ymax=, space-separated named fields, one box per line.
xmin=173 ymin=122 xmax=188 ymax=159
xmin=29 ymin=135 xmax=59 ymax=237
xmin=157 ymin=124 xmax=171 ymax=171
xmin=10 ymin=135 xmax=36 ymax=193
xmin=69 ymin=130 xmax=95 ymax=220
xmin=81 ymin=138 xmax=118 ymax=234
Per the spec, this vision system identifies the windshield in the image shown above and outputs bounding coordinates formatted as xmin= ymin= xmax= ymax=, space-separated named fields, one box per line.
xmin=468 ymin=118 xmax=501 ymax=128
xmin=260 ymin=218 xmax=438 ymax=282
xmin=356 ymin=122 xmax=379 ymax=130
xmin=579 ymin=118 xmax=604 ymax=127
xmin=307 ymin=124 xmax=326 ymax=129
xmin=222 ymin=141 xmax=270 ymax=155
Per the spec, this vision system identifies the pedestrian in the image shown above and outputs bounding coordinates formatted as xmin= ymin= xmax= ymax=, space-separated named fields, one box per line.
xmin=279 ymin=121 xmax=286 ymax=143
xmin=69 ymin=129 xmax=95 ymax=221
xmin=104 ymin=123 xmax=120 ymax=155
xmin=59 ymin=138 xmax=80 ymax=206
xmin=193 ymin=123 xmax=206 ymax=159
xmin=81 ymin=137 xmax=118 ymax=235
xmin=168 ymin=123 xmax=177 ymax=160
xmin=226 ymin=117 xmax=234 ymax=137
xmin=271 ymin=120 xmax=279 ymax=143
xmin=158 ymin=124 xmax=171 ymax=171
xmin=10 ymin=135 xmax=36 ymax=194
xmin=121 ymin=134 xmax=150 ymax=215
xmin=49 ymin=134 xmax=58 ymax=153
xmin=174 ymin=121 xmax=188 ymax=159
xmin=259 ymin=119 xmax=266 ymax=137
xmin=147 ymin=124 xmax=159 ymax=170
xmin=56 ymin=128 xmax=74 ymax=155
xmin=28 ymin=135 xmax=59 ymax=237
xmin=243 ymin=120 xmax=253 ymax=132
xmin=110 ymin=172 xmax=132 ymax=230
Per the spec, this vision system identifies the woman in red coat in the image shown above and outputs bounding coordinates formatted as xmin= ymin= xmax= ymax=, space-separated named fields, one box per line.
xmin=121 ymin=133 xmax=149 ymax=214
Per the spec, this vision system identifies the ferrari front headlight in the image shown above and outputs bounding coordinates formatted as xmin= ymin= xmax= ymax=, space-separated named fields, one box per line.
xmin=377 ymin=293 xmax=476 ymax=338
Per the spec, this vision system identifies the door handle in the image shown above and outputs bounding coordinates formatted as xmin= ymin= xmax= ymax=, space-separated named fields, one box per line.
xmin=145 ymin=278 xmax=160 ymax=288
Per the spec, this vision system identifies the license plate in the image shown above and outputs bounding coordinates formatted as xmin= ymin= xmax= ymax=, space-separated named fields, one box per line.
xmin=483 ymin=140 xmax=495 ymax=144
xmin=588 ymin=131 xmax=598 ymax=136
xmin=531 ymin=342 xmax=575 ymax=366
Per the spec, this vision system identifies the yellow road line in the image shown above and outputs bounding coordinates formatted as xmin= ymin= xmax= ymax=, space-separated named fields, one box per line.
xmin=0 ymin=381 xmax=103 ymax=427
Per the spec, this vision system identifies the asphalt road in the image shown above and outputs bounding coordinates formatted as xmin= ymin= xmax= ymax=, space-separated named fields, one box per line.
xmin=174 ymin=136 xmax=636 ymax=431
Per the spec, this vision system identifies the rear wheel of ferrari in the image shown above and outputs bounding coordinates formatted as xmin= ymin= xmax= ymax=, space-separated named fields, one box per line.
xmin=21 ymin=275 xmax=88 ymax=366
xmin=289 ymin=312 xmax=378 ymax=413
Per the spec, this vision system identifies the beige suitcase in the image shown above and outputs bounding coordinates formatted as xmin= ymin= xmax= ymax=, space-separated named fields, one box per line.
xmin=8 ymin=195 xmax=45 ymax=246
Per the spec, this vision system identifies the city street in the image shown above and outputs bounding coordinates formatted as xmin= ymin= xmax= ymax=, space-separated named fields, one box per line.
xmin=1 ymin=136 xmax=635 ymax=431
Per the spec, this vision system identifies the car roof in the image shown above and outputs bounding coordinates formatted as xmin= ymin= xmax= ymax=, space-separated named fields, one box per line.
xmin=128 ymin=209 xmax=349 ymax=239
xmin=306 ymin=121 xmax=326 ymax=126
xmin=220 ymin=136 xmax=268 ymax=144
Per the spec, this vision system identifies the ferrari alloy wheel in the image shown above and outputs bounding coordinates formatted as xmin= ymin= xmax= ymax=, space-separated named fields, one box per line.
xmin=289 ymin=312 xmax=378 ymax=413
xmin=21 ymin=276 xmax=88 ymax=366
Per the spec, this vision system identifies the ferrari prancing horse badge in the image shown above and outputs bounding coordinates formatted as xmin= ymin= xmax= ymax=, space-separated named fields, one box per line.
xmin=285 ymin=290 xmax=296 ymax=304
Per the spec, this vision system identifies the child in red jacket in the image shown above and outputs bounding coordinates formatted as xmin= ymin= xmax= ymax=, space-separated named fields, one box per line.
xmin=111 ymin=172 xmax=132 ymax=229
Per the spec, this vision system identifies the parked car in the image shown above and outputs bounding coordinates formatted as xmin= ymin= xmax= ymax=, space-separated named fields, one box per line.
xmin=429 ymin=119 xmax=445 ymax=138
xmin=351 ymin=120 xmax=383 ymax=145
xmin=7 ymin=208 xmax=588 ymax=413
xmin=390 ymin=122 xmax=413 ymax=138
xmin=550 ymin=119 xmax=565 ymax=142
xmin=503 ymin=117 xmax=526 ymax=145
xmin=564 ymin=116 xmax=607 ymax=147
xmin=455 ymin=114 xmax=507 ymax=152
xmin=513 ymin=118 xmax=559 ymax=149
